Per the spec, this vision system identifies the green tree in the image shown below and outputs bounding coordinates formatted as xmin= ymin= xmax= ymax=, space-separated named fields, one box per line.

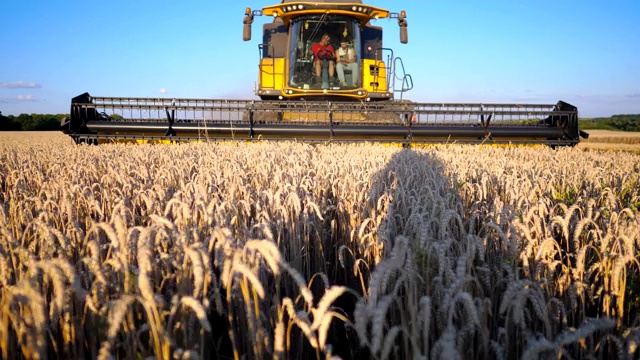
xmin=579 ymin=114 xmax=640 ymax=132
xmin=0 ymin=112 xmax=22 ymax=130
xmin=14 ymin=113 xmax=65 ymax=130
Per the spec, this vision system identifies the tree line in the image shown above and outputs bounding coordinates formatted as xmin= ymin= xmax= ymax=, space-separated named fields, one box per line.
xmin=0 ymin=112 xmax=66 ymax=131
xmin=579 ymin=114 xmax=640 ymax=132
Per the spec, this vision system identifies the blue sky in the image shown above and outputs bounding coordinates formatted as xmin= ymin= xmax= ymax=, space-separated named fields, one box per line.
xmin=1 ymin=0 xmax=638 ymax=117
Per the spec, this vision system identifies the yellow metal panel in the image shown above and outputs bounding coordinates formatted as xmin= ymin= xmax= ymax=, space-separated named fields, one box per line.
xmin=262 ymin=4 xmax=390 ymax=25
xmin=362 ymin=59 xmax=387 ymax=93
xmin=259 ymin=58 xmax=286 ymax=90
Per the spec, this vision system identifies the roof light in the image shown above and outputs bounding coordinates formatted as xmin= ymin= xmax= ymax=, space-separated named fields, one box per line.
xmin=358 ymin=7 xmax=362 ymax=12
xmin=298 ymin=5 xmax=304 ymax=10
xmin=287 ymin=6 xmax=292 ymax=11
xmin=352 ymin=6 xmax=357 ymax=11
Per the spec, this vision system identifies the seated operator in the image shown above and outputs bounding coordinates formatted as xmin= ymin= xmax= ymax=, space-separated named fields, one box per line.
xmin=336 ymin=39 xmax=358 ymax=87
xmin=311 ymin=33 xmax=336 ymax=89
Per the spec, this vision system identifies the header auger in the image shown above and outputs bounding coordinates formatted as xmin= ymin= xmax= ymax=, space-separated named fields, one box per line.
xmin=61 ymin=0 xmax=588 ymax=145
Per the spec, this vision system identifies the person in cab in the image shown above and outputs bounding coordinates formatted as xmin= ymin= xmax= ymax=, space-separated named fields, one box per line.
xmin=311 ymin=33 xmax=336 ymax=89
xmin=336 ymin=38 xmax=358 ymax=87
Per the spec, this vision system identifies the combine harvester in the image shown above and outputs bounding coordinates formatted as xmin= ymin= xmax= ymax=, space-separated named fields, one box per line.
xmin=61 ymin=0 xmax=588 ymax=145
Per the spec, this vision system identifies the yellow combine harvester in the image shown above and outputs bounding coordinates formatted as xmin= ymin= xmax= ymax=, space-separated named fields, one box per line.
xmin=61 ymin=0 xmax=588 ymax=145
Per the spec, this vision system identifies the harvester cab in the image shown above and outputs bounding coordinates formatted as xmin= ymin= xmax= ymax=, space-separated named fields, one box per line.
xmin=243 ymin=0 xmax=412 ymax=101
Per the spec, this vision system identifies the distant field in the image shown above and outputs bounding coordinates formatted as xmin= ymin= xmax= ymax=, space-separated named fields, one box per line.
xmin=577 ymin=129 xmax=640 ymax=153
xmin=581 ymin=129 xmax=640 ymax=143
xmin=0 ymin=131 xmax=72 ymax=144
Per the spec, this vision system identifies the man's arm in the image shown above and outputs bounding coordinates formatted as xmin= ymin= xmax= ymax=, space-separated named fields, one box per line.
xmin=340 ymin=49 xmax=349 ymax=64
xmin=327 ymin=45 xmax=336 ymax=60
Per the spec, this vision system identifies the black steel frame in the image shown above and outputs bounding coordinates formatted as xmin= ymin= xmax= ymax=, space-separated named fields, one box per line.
xmin=62 ymin=93 xmax=584 ymax=145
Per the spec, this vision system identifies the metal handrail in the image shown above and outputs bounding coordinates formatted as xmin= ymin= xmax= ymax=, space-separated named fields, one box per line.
xmin=392 ymin=56 xmax=413 ymax=100
xmin=258 ymin=44 xmax=277 ymax=90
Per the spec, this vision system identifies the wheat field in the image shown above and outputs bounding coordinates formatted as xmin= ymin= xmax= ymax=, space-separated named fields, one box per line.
xmin=0 ymin=132 xmax=639 ymax=359
xmin=578 ymin=130 xmax=640 ymax=154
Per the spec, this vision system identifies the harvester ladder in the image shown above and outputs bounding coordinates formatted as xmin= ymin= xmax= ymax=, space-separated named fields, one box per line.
xmin=375 ymin=48 xmax=393 ymax=93
xmin=374 ymin=48 xmax=413 ymax=99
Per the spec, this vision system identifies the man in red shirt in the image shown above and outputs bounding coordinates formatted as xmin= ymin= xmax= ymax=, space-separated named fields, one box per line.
xmin=311 ymin=33 xmax=336 ymax=89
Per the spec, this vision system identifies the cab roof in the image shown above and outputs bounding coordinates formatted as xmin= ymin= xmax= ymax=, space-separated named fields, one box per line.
xmin=282 ymin=0 xmax=363 ymax=3
xmin=265 ymin=1 xmax=387 ymax=25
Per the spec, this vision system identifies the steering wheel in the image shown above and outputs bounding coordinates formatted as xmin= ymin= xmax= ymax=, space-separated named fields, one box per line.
xmin=317 ymin=48 xmax=334 ymax=60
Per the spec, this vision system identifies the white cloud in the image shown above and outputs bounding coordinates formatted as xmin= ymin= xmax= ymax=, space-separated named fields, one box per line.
xmin=0 ymin=81 xmax=41 ymax=89
xmin=159 ymin=88 xmax=168 ymax=94
xmin=0 ymin=95 xmax=39 ymax=103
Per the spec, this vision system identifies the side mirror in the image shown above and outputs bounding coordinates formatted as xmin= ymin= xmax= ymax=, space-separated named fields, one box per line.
xmin=243 ymin=7 xmax=253 ymax=41
xmin=243 ymin=22 xmax=252 ymax=41
xmin=400 ymin=26 xmax=408 ymax=44
xmin=398 ymin=10 xmax=408 ymax=44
